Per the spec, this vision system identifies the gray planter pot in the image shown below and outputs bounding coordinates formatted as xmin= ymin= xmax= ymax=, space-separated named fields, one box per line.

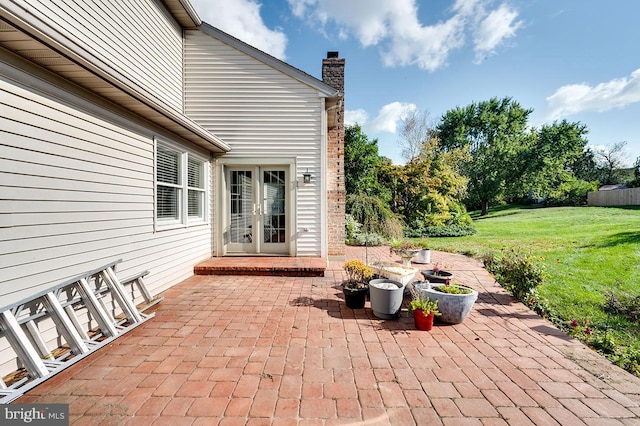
xmin=368 ymin=278 xmax=404 ymax=319
xmin=412 ymin=249 xmax=431 ymax=264
xmin=414 ymin=282 xmax=477 ymax=324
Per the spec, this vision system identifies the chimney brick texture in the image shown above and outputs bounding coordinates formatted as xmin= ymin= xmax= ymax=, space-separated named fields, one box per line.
xmin=322 ymin=55 xmax=346 ymax=259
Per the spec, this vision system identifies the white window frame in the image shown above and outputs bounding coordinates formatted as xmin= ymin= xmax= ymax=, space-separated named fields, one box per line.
xmin=155 ymin=139 xmax=209 ymax=231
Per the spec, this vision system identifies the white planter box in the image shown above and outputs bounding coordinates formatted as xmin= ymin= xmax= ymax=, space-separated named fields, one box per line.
xmin=371 ymin=262 xmax=418 ymax=285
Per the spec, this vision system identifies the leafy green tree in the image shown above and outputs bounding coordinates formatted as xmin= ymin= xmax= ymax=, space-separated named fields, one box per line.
xmin=436 ymin=97 xmax=533 ymax=215
xmin=629 ymin=156 xmax=640 ymax=188
xmin=344 ymin=125 xmax=398 ymax=240
xmin=344 ymin=124 xmax=389 ymax=200
xmin=517 ymin=120 xmax=592 ymax=201
xmin=570 ymin=146 xmax=599 ymax=183
xmin=379 ymin=136 xmax=470 ymax=227
xmin=346 ymin=193 xmax=403 ymax=239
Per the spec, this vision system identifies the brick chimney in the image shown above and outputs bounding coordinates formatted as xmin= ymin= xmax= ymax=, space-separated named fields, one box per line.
xmin=322 ymin=52 xmax=346 ymax=260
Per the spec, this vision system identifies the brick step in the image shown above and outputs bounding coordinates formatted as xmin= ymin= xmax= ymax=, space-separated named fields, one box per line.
xmin=194 ymin=257 xmax=326 ymax=277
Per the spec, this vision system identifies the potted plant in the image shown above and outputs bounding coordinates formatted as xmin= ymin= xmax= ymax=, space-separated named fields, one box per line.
xmin=420 ymin=263 xmax=453 ymax=284
xmin=388 ymin=238 xmax=422 ymax=267
xmin=412 ymin=237 xmax=431 ymax=264
xmin=341 ymin=259 xmax=373 ymax=309
xmin=408 ymin=287 xmax=440 ymax=331
xmin=368 ymin=277 xmax=405 ymax=319
xmin=413 ymin=280 xmax=477 ymax=324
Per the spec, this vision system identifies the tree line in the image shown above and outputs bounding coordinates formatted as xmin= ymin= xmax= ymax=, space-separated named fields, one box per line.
xmin=345 ymin=96 xmax=640 ymax=241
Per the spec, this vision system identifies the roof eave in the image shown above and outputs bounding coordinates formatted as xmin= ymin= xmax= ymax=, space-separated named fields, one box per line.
xmin=160 ymin=0 xmax=202 ymax=28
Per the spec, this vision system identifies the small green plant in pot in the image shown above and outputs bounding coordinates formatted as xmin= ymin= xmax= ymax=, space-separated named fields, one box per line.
xmin=389 ymin=238 xmax=424 ymax=267
xmin=408 ymin=286 xmax=441 ymax=331
xmin=342 ymin=259 xmax=373 ymax=309
xmin=422 ymin=281 xmax=478 ymax=324
xmin=432 ymin=284 xmax=472 ymax=295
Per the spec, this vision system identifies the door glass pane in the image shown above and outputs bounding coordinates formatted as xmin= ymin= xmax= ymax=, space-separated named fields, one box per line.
xmin=263 ymin=170 xmax=286 ymax=244
xmin=230 ymin=170 xmax=253 ymax=243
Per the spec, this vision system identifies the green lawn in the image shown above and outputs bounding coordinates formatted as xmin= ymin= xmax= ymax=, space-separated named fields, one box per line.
xmin=426 ymin=205 xmax=640 ymax=368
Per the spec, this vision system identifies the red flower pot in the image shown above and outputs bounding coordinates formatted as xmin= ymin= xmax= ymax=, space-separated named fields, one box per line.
xmin=413 ymin=309 xmax=435 ymax=331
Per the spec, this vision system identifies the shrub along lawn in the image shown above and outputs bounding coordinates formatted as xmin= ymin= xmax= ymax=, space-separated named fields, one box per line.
xmin=425 ymin=204 xmax=640 ymax=374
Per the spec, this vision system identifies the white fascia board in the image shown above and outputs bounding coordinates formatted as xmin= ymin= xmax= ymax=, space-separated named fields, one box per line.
xmin=161 ymin=0 xmax=202 ymax=27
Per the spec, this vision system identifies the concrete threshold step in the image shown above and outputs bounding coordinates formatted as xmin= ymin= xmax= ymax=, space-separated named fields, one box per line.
xmin=194 ymin=257 xmax=326 ymax=277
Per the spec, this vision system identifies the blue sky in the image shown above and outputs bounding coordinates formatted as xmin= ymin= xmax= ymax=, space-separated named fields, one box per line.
xmin=191 ymin=0 xmax=640 ymax=166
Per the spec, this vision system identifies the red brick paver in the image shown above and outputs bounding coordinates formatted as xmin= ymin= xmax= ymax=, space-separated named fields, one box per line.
xmin=16 ymin=246 xmax=640 ymax=424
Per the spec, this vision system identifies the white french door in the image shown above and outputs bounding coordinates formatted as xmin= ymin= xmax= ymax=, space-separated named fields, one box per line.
xmin=226 ymin=166 xmax=289 ymax=255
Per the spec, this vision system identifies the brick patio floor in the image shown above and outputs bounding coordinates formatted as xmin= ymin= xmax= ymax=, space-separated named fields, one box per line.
xmin=16 ymin=247 xmax=640 ymax=425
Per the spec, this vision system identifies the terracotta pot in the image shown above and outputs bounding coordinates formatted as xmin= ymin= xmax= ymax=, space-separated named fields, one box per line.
xmin=413 ymin=309 xmax=435 ymax=331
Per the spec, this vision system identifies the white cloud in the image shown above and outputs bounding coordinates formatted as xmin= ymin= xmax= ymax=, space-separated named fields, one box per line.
xmin=347 ymin=102 xmax=417 ymax=133
xmin=288 ymin=0 xmax=316 ymax=18
xmin=288 ymin=0 xmax=523 ymax=71
xmin=451 ymin=0 xmax=481 ymax=17
xmin=545 ymin=69 xmax=640 ymax=120
xmin=473 ymin=4 xmax=523 ymax=63
xmin=369 ymin=102 xmax=417 ymax=133
xmin=345 ymin=109 xmax=368 ymax=126
xmin=191 ymin=0 xmax=288 ymax=59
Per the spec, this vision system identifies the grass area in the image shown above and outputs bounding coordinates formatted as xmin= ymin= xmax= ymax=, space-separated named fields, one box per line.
xmin=425 ymin=204 xmax=640 ymax=372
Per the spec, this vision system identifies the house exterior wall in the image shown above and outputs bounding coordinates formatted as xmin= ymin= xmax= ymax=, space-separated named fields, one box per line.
xmin=0 ymin=54 xmax=212 ymax=375
xmin=1 ymin=0 xmax=184 ymax=112
xmin=183 ymin=29 xmax=326 ymax=256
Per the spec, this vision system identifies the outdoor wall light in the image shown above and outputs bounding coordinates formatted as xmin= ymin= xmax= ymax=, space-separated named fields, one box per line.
xmin=303 ymin=169 xmax=312 ymax=184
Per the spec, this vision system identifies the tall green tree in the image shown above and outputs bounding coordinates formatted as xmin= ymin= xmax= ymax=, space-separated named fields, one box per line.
xmin=344 ymin=124 xmax=400 ymax=239
xmin=569 ymin=146 xmax=599 ymax=182
xmin=436 ymin=97 xmax=532 ymax=215
xmin=379 ymin=133 xmax=470 ymax=228
xmin=344 ymin=124 xmax=389 ymax=200
xmin=517 ymin=120 xmax=591 ymax=200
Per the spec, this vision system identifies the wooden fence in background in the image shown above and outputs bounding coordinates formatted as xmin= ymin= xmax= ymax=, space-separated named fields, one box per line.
xmin=588 ymin=188 xmax=640 ymax=206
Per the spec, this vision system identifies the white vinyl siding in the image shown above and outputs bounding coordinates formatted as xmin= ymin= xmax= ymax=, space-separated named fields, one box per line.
xmin=0 ymin=65 xmax=212 ymax=330
xmin=184 ymin=30 xmax=324 ymax=256
xmin=3 ymin=0 xmax=184 ymax=111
